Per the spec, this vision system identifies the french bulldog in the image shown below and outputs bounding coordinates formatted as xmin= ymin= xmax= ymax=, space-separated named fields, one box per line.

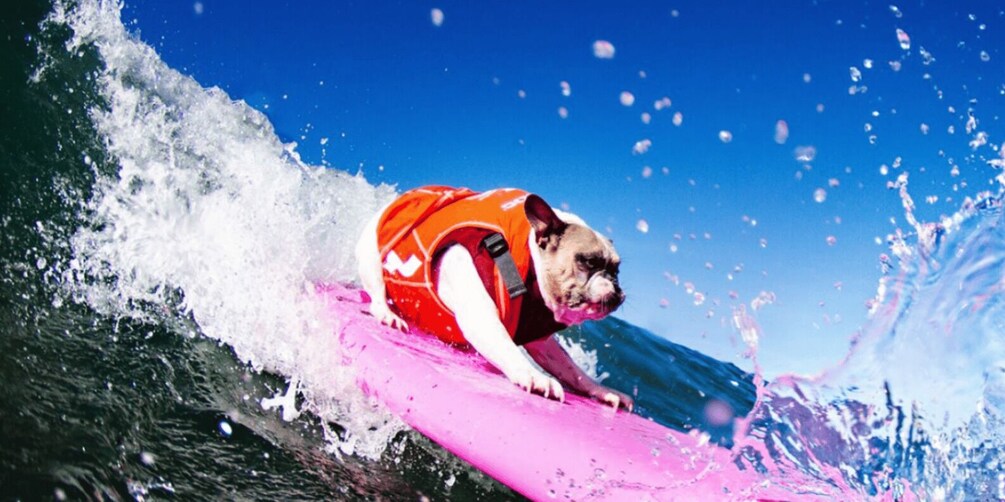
xmin=355 ymin=188 xmax=632 ymax=411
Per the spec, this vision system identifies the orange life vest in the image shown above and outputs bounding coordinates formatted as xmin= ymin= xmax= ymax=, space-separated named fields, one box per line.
xmin=376 ymin=185 xmax=566 ymax=345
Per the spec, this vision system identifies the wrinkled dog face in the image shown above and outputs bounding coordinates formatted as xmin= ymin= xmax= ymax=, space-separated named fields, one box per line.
xmin=525 ymin=195 xmax=624 ymax=325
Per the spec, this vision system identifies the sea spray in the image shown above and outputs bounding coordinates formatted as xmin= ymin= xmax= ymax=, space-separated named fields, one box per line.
xmin=734 ymin=176 xmax=1005 ymax=497
xmin=42 ymin=0 xmax=403 ymax=459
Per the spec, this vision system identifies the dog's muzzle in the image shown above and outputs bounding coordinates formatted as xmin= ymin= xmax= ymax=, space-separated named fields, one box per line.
xmin=586 ymin=272 xmax=624 ymax=314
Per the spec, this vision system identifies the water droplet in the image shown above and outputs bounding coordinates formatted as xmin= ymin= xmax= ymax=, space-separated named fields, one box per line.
xmin=813 ymin=188 xmax=827 ymax=203
xmin=193 ymin=1 xmax=204 ymax=15
xmin=896 ymin=28 xmax=911 ymax=50
xmin=693 ymin=292 xmax=705 ymax=306
xmin=557 ymin=107 xmax=568 ymax=119
xmin=826 ymin=235 xmax=838 ymax=246
xmin=632 ymin=138 xmax=652 ymax=155
xmin=592 ymin=40 xmax=615 ymax=59
xmin=140 ymin=451 xmax=156 ymax=466
xmin=849 ymin=66 xmax=862 ymax=82
xmin=759 ymin=238 xmax=767 ymax=248
xmin=980 ymin=50 xmax=990 ymax=62
xmin=966 ymin=114 xmax=977 ymax=134
xmin=619 ymin=91 xmax=635 ymax=106
xmin=636 ymin=219 xmax=649 ymax=233
xmin=750 ymin=291 xmax=776 ymax=310
xmin=641 ymin=166 xmax=652 ymax=178
xmin=920 ymin=123 xmax=930 ymax=134
xmin=517 ymin=89 xmax=526 ymax=99
xmin=889 ymin=60 xmax=902 ymax=71
xmin=672 ymin=111 xmax=683 ymax=126
xmin=654 ymin=97 xmax=672 ymax=110
xmin=774 ymin=120 xmax=789 ymax=144
xmin=794 ymin=145 xmax=816 ymax=162
xmin=718 ymin=130 xmax=733 ymax=143
xmin=703 ymin=399 xmax=734 ymax=426
xmin=36 ymin=257 xmax=47 ymax=270
xmin=641 ymin=112 xmax=651 ymax=124
xmin=803 ymin=73 xmax=812 ymax=83
xmin=863 ymin=58 xmax=874 ymax=69
xmin=969 ymin=131 xmax=988 ymax=149
xmin=560 ymin=81 xmax=571 ymax=96
xmin=218 ymin=420 xmax=233 ymax=437
xmin=431 ymin=8 xmax=444 ymax=27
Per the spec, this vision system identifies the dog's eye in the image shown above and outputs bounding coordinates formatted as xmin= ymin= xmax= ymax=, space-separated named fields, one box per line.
xmin=576 ymin=254 xmax=609 ymax=273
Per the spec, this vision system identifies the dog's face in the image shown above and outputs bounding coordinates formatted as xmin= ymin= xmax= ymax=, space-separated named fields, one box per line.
xmin=525 ymin=196 xmax=625 ymax=325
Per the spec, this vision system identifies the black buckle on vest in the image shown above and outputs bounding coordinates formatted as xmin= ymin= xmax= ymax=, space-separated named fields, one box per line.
xmin=483 ymin=233 xmax=528 ymax=299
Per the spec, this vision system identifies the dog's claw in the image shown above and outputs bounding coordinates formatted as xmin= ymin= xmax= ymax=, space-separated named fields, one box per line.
xmin=506 ymin=367 xmax=564 ymax=402
xmin=370 ymin=304 xmax=409 ymax=332
xmin=589 ymin=385 xmax=634 ymax=412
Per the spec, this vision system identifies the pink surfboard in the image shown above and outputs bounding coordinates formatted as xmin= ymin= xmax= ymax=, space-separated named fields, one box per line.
xmin=317 ymin=284 xmax=835 ymax=500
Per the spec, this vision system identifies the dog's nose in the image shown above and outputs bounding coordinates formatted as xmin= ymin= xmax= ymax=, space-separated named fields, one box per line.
xmin=592 ymin=276 xmax=616 ymax=297
xmin=611 ymin=289 xmax=625 ymax=309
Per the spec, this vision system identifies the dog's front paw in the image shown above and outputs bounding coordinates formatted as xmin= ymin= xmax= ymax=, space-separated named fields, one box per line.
xmin=369 ymin=303 xmax=409 ymax=332
xmin=588 ymin=384 xmax=634 ymax=412
xmin=505 ymin=366 xmax=565 ymax=402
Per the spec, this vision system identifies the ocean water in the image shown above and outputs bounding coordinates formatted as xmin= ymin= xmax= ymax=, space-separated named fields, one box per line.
xmin=1 ymin=0 xmax=1003 ymax=500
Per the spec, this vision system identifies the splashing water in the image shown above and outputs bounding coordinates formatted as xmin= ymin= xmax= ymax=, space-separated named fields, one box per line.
xmin=734 ymin=176 xmax=1005 ymax=498
xmin=42 ymin=0 xmax=401 ymax=459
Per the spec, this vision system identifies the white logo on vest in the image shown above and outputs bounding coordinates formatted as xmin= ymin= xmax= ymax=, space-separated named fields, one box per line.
xmin=383 ymin=251 xmax=422 ymax=278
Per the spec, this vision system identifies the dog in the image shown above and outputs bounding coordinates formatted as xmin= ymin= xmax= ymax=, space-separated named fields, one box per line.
xmin=355 ymin=186 xmax=632 ymax=410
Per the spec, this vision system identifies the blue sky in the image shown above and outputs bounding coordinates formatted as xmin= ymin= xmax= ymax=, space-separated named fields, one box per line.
xmin=123 ymin=1 xmax=1004 ymax=376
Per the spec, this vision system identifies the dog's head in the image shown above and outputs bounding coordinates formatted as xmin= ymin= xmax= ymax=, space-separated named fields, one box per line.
xmin=525 ymin=195 xmax=624 ymax=325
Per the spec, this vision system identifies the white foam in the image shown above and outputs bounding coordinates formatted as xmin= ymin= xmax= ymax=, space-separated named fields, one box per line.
xmin=46 ymin=0 xmax=401 ymax=459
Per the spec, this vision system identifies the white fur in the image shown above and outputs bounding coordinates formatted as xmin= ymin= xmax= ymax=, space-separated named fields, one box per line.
xmin=354 ymin=202 xmax=632 ymax=410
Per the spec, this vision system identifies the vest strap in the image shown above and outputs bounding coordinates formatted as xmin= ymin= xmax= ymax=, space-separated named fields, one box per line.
xmin=482 ymin=233 xmax=528 ymax=298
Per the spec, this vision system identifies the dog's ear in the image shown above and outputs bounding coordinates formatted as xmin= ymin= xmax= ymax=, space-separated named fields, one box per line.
xmin=524 ymin=195 xmax=567 ymax=246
